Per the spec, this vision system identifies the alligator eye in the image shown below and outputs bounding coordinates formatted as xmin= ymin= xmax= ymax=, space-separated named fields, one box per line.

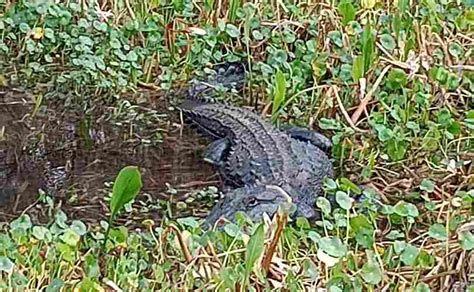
xmin=245 ymin=197 xmax=258 ymax=207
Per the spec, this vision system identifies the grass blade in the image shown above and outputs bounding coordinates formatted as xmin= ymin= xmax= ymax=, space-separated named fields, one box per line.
xmin=245 ymin=223 xmax=265 ymax=275
xmin=271 ymin=69 xmax=286 ymax=122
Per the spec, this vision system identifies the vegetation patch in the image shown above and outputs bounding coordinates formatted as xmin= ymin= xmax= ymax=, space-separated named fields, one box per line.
xmin=0 ymin=0 xmax=473 ymax=290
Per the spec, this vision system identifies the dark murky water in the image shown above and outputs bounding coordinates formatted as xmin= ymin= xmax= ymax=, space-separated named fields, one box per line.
xmin=0 ymin=87 xmax=219 ymax=224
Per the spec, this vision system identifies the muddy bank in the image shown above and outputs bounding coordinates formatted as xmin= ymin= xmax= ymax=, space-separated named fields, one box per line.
xmin=0 ymin=87 xmax=219 ymax=224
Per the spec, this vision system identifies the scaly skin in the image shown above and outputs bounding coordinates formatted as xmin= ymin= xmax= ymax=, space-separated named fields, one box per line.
xmin=179 ymin=98 xmax=334 ymax=227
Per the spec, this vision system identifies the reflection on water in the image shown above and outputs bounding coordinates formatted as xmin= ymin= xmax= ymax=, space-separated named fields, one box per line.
xmin=0 ymin=87 xmax=219 ymax=224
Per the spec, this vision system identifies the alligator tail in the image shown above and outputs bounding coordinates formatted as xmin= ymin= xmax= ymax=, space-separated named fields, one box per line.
xmin=178 ymin=61 xmax=249 ymax=138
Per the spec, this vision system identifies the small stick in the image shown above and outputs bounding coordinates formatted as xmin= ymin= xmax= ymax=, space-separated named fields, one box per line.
xmin=351 ymin=65 xmax=392 ymax=124
xmin=163 ymin=224 xmax=193 ymax=263
xmin=331 ymin=86 xmax=367 ymax=133
xmin=420 ymin=269 xmax=460 ymax=282
xmin=261 ymin=210 xmax=287 ymax=273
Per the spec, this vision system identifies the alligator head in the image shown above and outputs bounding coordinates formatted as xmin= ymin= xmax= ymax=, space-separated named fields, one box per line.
xmin=204 ymin=184 xmax=320 ymax=228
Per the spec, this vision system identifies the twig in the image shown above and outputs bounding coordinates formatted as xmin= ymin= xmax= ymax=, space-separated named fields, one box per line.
xmin=351 ymin=65 xmax=392 ymax=124
xmin=137 ymin=81 xmax=160 ymax=90
xmin=261 ymin=210 xmax=288 ymax=274
xmin=331 ymin=86 xmax=367 ymax=133
xmin=163 ymin=224 xmax=193 ymax=263
xmin=421 ymin=270 xmax=460 ymax=282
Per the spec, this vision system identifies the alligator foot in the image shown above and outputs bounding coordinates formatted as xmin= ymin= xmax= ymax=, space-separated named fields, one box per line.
xmin=282 ymin=126 xmax=332 ymax=154
xmin=202 ymin=138 xmax=231 ymax=166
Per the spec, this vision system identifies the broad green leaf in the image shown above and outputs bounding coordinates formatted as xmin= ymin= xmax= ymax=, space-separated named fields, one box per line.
xmin=317 ymin=249 xmax=340 ymax=267
xmin=400 ymin=244 xmax=419 ymax=266
xmin=110 ymin=38 xmax=121 ymax=49
xmin=19 ymin=23 xmax=30 ymax=33
xmin=224 ymin=223 xmax=242 ymax=238
xmin=296 ymin=217 xmax=311 ymax=229
xmin=84 ymin=254 xmax=100 ymax=278
xmin=323 ymin=178 xmax=338 ymax=190
xmin=435 ymin=67 xmax=449 ymax=84
xmin=387 ymin=68 xmax=408 ymax=90
xmin=271 ymin=69 xmax=286 ymax=121
xmin=417 ymin=250 xmax=434 ymax=268
xmin=9 ymin=214 xmax=32 ymax=231
xmin=394 ymin=201 xmax=419 ymax=217
xmin=428 ymin=223 xmax=448 ymax=240
xmin=303 ymin=259 xmax=319 ymax=279
xmin=54 ymin=210 xmax=68 ymax=229
xmin=0 ymin=256 xmax=14 ymax=273
xmin=307 ymin=231 xmax=321 ymax=243
xmin=32 ymin=226 xmax=51 ymax=241
xmin=350 ymin=215 xmax=375 ymax=248
xmin=361 ymin=250 xmax=382 ymax=285
xmin=328 ymin=285 xmax=343 ymax=292
xmin=61 ymin=229 xmax=80 ymax=246
xmin=282 ymin=29 xmax=296 ymax=43
xmin=394 ymin=240 xmax=406 ymax=254
xmin=319 ymin=236 xmax=347 ymax=257
xmin=71 ymin=220 xmax=87 ymax=236
xmin=110 ymin=166 xmax=142 ymax=219
xmin=226 ymin=24 xmax=240 ymax=38
xmin=245 ymin=223 xmax=264 ymax=273
xmin=374 ymin=124 xmax=394 ymax=142
xmin=328 ymin=31 xmax=343 ymax=47
xmin=386 ymin=230 xmax=404 ymax=240
xmin=459 ymin=231 xmax=474 ymax=250
xmin=177 ymin=217 xmax=200 ymax=229
xmin=336 ymin=191 xmax=354 ymax=210
xmin=380 ymin=34 xmax=396 ymax=51
xmin=252 ymin=30 xmax=264 ymax=40
xmin=109 ymin=226 xmax=128 ymax=244
xmin=316 ymin=197 xmax=332 ymax=215
xmin=319 ymin=118 xmax=341 ymax=130
xmin=126 ymin=51 xmax=138 ymax=62
xmin=448 ymin=42 xmax=464 ymax=58
xmin=337 ymin=1 xmax=356 ymax=25
xmin=386 ymin=139 xmax=408 ymax=161
xmin=437 ymin=108 xmax=452 ymax=127
xmin=272 ymin=49 xmax=288 ymax=64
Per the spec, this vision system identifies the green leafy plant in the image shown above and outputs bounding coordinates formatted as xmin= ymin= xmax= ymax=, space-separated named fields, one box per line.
xmin=0 ymin=0 xmax=472 ymax=290
xmin=271 ymin=69 xmax=286 ymax=122
xmin=103 ymin=166 xmax=142 ymax=251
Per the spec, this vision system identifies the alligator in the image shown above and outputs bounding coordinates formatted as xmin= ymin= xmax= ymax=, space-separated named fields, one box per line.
xmin=179 ymin=62 xmax=335 ymax=227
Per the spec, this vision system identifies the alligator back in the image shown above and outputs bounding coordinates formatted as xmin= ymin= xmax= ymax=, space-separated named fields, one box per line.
xmin=179 ymin=100 xmax=333 ymax=191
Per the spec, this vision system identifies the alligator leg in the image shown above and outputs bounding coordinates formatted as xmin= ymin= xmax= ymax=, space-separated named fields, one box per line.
xmin=282 ymin=126 xmax=332 ymax=154
xmin=202 ymin=138 xmax=231 ymax=166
